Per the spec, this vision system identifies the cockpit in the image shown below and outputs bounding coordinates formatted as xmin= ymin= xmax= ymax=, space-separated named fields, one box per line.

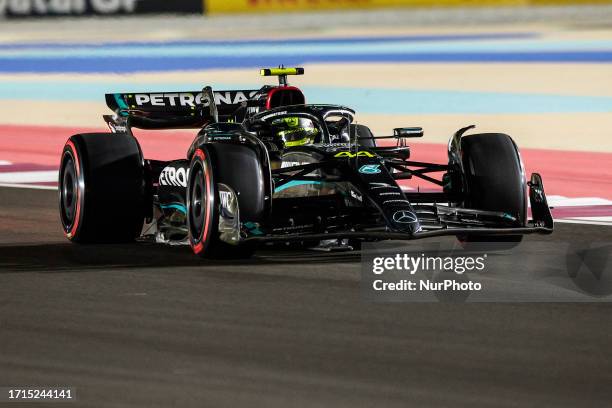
xmin=245 ymin=105 xmax=356 ymax=149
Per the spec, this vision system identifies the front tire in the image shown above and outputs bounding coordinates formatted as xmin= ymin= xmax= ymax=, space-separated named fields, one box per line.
xmin=187 ymin=148 xmax=217 ymax=256
xmin=187 ymin=145 xmax=264 ymax=259
xmin=459 ymin=133 xmax=527 ymax=247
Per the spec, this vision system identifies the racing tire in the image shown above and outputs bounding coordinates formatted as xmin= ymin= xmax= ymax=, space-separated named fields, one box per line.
xmin=187 ymin=144 xmax=265 ymax=259
xmin=351 ymin=124 xmax=376 ymax=147
xmin=59 ymin=133 xmax=147 ymax=243
xmin=459 ymin=133 xmax=527 ymax=248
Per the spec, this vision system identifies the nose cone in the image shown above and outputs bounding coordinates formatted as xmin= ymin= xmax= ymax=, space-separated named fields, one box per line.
xmin=389 ymin=209 xmax=421 ymax=234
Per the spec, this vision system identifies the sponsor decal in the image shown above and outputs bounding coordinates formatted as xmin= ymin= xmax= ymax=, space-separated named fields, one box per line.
xmin=281 ymin=161 xmax=309 ymax=168
xmin=350 ymin=189 xmax=363 ymax=202
xmin=106 ymin=121 xmax=127 ymax=133
xmin=1 ymin=0 xmax=138 ymax=16
xmin=273 ymin=224 xmax=314 ymax=232
xmin=359 ymin=164 xmax=381 ymax=174
xmin=208 ymin=135 xmax=233 ymax=141
xmin=392 ymin=210 xmax=418 ymax=224
xmin=260 ymin=110 xmax=288 ymax=121
xmin=317 ymin=143 xmax=350 ymax=150
xmin=159 ymin=166 xmax=189 ymax=187
xmin=382 ymin=199 xmax=411 ymax=205
xmin=131 ymin=90 xmax=258 ymax=108
xmin=208 ymin=0 xmax=525 ymax=15
xmin=369 ymin=182 xmax=399 ymax=190
xmin=379 ymin=192 xmax=401 ymax=196
xmin=1 ymin=0 xmax=202 ymax=17
xmin=334 ymin=151 xmax=375 ymax=158
xmin=219 ymin=190 xmax=232 ymax=211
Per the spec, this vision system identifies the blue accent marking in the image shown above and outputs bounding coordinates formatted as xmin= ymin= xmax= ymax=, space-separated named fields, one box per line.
xmin=5 ymin=31 xmax=612 ymax=75
xmin=243 ymin=221 xmax=264 ymax=236
xmin=0 ymin=33 xmax=538 ymax=50
xmin=9 ymin=37 xmax=603 ymax=59
xmin=160 ymin=203 xmax=186 ymax=214
xmin=359 ymin=164 xmax=381 ymax=175
xmin=2 ymin=51 xmax=612 ymax=74
xmin=274 ymin=180 xmax=323 ymax=193
xmin=1 ymin=80 xmax=611 ymax=114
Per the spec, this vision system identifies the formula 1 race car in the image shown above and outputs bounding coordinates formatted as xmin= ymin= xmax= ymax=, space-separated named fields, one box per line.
xmin=59 ymin=67 xmax=554 ymax=258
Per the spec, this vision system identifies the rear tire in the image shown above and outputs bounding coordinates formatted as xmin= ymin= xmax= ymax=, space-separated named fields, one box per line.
xmin=459 ymin=133 xmax=526 ymax=247
xmin=59 ymin=133 xmax=146 ymax=243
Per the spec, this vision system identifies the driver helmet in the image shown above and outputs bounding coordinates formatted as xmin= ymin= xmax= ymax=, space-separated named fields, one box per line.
xmin=272 ymin=116 xmax=319 ymax=147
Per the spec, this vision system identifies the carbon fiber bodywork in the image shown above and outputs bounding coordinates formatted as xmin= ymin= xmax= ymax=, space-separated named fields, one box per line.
xmin=94 ymin=71 xmax=553 ymax=250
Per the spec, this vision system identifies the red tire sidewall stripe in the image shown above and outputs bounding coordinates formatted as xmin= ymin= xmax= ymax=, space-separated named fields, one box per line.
xmin=192 ymin=149 xmax=212 ymax=254
xmin=64 ymin=140 xmax=82 ymax=239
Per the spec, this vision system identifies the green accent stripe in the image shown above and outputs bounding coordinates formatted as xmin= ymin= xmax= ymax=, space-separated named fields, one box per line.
xmin=160 ymin=203 xmax=186 ymax=214
xmin=113 ymin=93 xmax=129 ymax=117
xmin=274 ymin=180 xmax=323 ymax=193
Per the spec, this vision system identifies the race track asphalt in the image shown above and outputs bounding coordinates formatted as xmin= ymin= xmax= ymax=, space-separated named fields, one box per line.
xmin=1 ymin=186 xmax=611 ymax=407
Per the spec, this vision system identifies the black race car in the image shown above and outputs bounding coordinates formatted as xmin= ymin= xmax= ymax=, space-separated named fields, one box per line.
xmin=59 ymin=67 xmax=553 ymax=258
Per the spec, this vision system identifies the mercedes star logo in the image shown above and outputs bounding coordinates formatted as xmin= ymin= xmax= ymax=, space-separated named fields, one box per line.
xmin=392 ymin=210 xmax=418 ymax=224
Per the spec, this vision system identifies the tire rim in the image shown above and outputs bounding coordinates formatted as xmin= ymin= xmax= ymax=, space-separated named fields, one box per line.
xmin=60 ymin=151 xmax=78 ymax=230
xmin=189 ymin=161 xmax=206 ymax=242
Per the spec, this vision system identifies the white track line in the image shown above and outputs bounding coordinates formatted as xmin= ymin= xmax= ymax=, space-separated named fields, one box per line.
xmin=0 ymin=182 xmax=57 ymax=190
xmin=547 ymin=195 xmax=612 ymax=207
xmin=555 ymin=218 xmax=612 ymax=226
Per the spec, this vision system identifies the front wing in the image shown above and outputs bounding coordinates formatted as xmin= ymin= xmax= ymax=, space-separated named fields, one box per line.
xmin=242 ymin=173 xmax=553 ymax=244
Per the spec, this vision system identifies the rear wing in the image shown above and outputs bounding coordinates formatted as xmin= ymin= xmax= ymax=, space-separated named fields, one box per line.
xmin=104 ymin=67 xmax=307 ymax=131
xmin=105 ymin=89 xmax=260 ymax=129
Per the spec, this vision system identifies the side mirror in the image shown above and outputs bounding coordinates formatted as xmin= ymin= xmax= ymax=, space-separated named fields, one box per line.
xmin=394 ymin=127 xmax=423 ymax=138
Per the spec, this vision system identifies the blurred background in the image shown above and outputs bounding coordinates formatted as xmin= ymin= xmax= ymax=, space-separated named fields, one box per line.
xmin=1 ymin=0 xmax=611 ymax=222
